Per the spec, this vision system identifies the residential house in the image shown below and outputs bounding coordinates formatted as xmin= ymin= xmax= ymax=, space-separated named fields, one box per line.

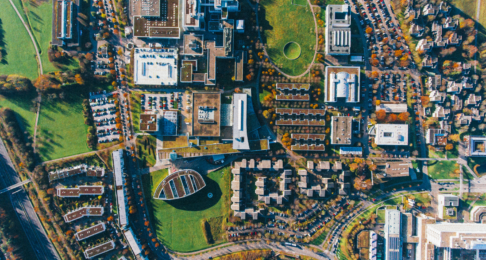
xmin=451 ymin=95 xmax=462 ymax=112
xmin=465 ymin=94 xmax=481 ymax=107
xmin=432 ymin=105 xmax=450 ymax=119
xmin=455 ymin=113 xmax=472 ymax=126
xmin=423 ymin=4 xmax=437 ymax=17
xmin=429 ymin=90 xmax=446 ymax=103
xmin=439 ymin=1 xmax=451 ymax=14
xmin=426 ymin=129 xmax=448 ymax=146
xmin=442 ymin=17 xmax=458 ymax=30
xmin=422 ymin=55 xmax=438 ymax=68
xmin=416 ymin=39 xmax=434 ymax=52
xmin=447 ymin=32 xmax=462 ymax=45
xmin=427 ymin=75 xmax=442 ymax=91
xmin=410 ymin=22 xmax=424 ymax=37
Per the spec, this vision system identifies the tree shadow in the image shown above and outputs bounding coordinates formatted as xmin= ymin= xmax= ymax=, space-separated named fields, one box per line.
xmin=0 ymin=18 xmax=8 ymax=65
xmin=164 ymin=175 xmax=222 ymax=211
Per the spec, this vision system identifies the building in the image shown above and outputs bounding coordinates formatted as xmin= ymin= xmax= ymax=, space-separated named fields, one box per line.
xmin=374 ymin=124 xmax=409 ymax=146
xmin=377 ymin=162 xmax=411 ymax=178
xmin=63 ymin=206 xmax=104 ymax=223
xmin=384 ymin=209 xmax=402 ymax=260
xmin=275 ymin=83 xmax=310 ymax=101
xmin=75 ymin=223 xmax=106 ymax=241
xmin=233 ymin=93 xmax=249 ymax=150
xmin=376 ymin=103 xmax=408 ymax=113
xmin=192 ymin=93 xmax=221 ymax=137
xmin=325 ymin=5 xmax=352 ymax=55
xmin=49 ymin=164 xmax=105 ymax=182
xmin=132 ymin=0 xmax=180 ymax=38
xmin=325 ymin=66 xmax=360 ymax=103
xmin=124 ymin=228 xmax=144 ymax=258
xmin=160 ymin=111 xmax=178 ymax=136
xmin=153 ymin=170 xmax=206 ymax=200
xmin=133 ymin=48 xmax=178 ymax=86
xmin=339 ymin=147 xmax=362 ymax=156
xmin=470 ymin=136 xmax=486 ymax=156
xmin=52 ymin=0 xmax=80 ymax=47
xmin=140 ymin=114 xmax=158 ymax=132
xmin=426 ymin=128 xmax=447 ymax=146
xmin=291 ymin=134 xmax=325 ymax=151
xmin=438 ymin=194 xmax=459 ymax=219
xmin=425 ymin=223 xmax=486 ymax=259
xmin=330 ymin=116 xmax=353 ymax=145
xmin=57 ymin=186 xmax=104 ymax=198
xmin=84 ymin=240 xmax=115 ymax=259
xmin=112 ymin=149 xmax=128 ymax=228
xmin=275 ymin=108 xmax=326 ymax=126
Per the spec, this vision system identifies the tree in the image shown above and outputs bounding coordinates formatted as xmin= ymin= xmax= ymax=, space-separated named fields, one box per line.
xmin=33 ymin=75 xmax=61 ymax=91
xmin=421 ymin=96 xmax=430 ymax=106
xmin=376 ymin=109 xmax=386 ymax=121
xmin=75 ymin=74 xmax=85 ymax=85
xmin=263 ymin=110 xmax=270 ymax=119
xmin=365 ymin=27 xmax=372 ymax=34
xmin=397 ymin=112 xmax=410 ymax=122
xmin=107 ymin=216 xmax=114 ymax=221
xmin=371 ymin=59 xmax=379 ymax=66
xmin=445 ymin=144 xmax=453 ymax=150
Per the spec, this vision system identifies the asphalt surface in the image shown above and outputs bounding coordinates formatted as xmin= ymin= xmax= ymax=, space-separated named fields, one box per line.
xmin=0 ymin=138 xmax=60 ymax=260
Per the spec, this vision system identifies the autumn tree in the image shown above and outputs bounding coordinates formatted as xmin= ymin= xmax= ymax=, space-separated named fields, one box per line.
xmin=371 ymin=59 xmax=379 ymax=67
xmin=397 ymin=112 xmax=410 ymax=122
xmin=445 ymin=143 xmax=453 ymax=150
xmin=376 ymin=109 xmax=387 ymax=121
xmin=421 ymin=96 xmax=430 ymax=106
xmin=33 ymin=75 xmax=61 ymax=91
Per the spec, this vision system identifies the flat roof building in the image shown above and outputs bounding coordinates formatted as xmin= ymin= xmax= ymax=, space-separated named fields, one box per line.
xmin=438 ymin=194 xmax=459 ymax=219
xmin=425 ymin=223 xmax=486 ymax=258
xmin=325 ymin=5 xmax=352 ymax=55
xmin=57 ymin=186 xmax=104 ymax=197
xmin=330 ymin=116 xmax=353 ymax=145
xmin=140 ymin=114 xmax=158 ymax=132
xmin=192 ymin=93 xmax=221 ymax=137
xmin=84 ymin=240 xmax=115 ymax=259
xmin=124 ymin=228 xmax=143 ymax=257
xmin=384 ymin=209 xmax=402 ymax=260
xmin=470 ymin=136 xmax=486 ymax=156
xmin=63 ymin=206 xmax=104 ymax=223
xmin=233 ymin=93 xmax=250 ymax=150
xmin=161 ymin=111 xmax=178 ymax=136
xmin=52 ymin=0 xmax=80 ymax=47
xmin=131 ymin=0 xmax=180 ymax=38
xmin=376 ymin=103 xmax=408 ymax=113
xmin=375 ymin=124 xmax=409 ymax=146
xmin=75 ymin=223 xmax=105 ymax=241
xmin=133 ymin=48 xmax=178 ymax=86
xmin=112 ymin=149 xmax=128 ymax=228
xmin=325 ymin=66 xmax=360 ymax=103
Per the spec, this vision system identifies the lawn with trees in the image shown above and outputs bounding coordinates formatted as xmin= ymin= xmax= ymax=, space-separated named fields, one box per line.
xmin=0 ymin=0 xmax=39 ymax=79
xmin=427 ymin=160 xmax=460 ymax=179
xmin=259 ymin=0 xmax=315 ymax=75
xmin=143 ymin=167 xmax=231 ymax=252
xmin=37 ymin=86 xmax=92 ymax=161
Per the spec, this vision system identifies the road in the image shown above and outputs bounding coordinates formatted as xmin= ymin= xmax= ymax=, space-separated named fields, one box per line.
xmin=176 ymin=240 xmax=327 ymax=260
xmin=0 ymin=138 xmax=60 ymax=260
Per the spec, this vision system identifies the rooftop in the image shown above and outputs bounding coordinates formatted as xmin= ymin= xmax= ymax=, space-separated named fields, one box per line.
xmin=330 ymin=116 xmax=353 ymax=145
xmin=325 ymin=5 xmax=352 ymax=55
xmin=140 ymin=114 xmax=158 ymax=132
xmin=233 ymin=93 xmax=250 ymax=150
xmin=133 ymin=48 xmax=178 ymax=86
xmin=375 ymin=124 xmax=409 ymax=146
xmin=325 ymin=66 xmax=360 ymax=103
xmin=192 ymin=93 xmax=221 ymax=137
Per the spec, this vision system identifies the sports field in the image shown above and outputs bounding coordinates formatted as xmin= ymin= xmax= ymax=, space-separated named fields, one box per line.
xmin=0 ymin=0 xmax=38 ymax=79
xmin=144 ymin=167 xmax=231 ymax=252
xmin=259 ymin=0 xmax=315 ymax=76
xmin=37 ymin=87 xmax=91 ymax=161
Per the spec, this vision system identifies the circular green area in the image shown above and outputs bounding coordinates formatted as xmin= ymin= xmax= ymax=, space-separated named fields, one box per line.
xmin=259 ymin=0 xmax=315 ymax=75
xmin=283 ymin=42 xmax=302 ymax=60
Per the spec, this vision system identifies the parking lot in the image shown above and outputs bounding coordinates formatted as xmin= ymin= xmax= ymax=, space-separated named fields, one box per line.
xmin=89 ymin=93 xmax=121 ymax=143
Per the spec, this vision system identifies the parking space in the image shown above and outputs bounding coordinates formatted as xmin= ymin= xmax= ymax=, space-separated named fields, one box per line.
xmin=89 ymin=94 xmax=121 ymax=143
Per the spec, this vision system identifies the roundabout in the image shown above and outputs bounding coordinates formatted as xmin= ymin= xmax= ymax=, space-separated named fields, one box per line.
xmin=283 ymin=42 xmax=302 ymax=60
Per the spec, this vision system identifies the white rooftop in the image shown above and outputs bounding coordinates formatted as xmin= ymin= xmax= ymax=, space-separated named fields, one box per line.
xmin=134 ymin=48 xmax=178 ymax=86
xmin=375 ymin=124 xmax=409 ymax=146
xmin=124 ymin=228 xmax=142 ymax=256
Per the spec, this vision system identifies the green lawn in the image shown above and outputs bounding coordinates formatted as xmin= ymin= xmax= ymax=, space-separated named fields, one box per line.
xmin=376 ymin=209 xmax=385 ymax=224
xmin=21 ymin=0 xmax=62 ymax=73
xmin=0 ymin=0 xmax=39 ymax=79
xmin=131 ymin=92 xmax=142 ymax=133
xmin=428 ymin=160 xmax=460 ymax=180
xmin=0 ymin=91 xmax=37 ymax=136
xmin=259 ymin=0 xmax=315 ymax=76
xmin=259 ymin=89 xmax=271 ymax=103
xmin=144 ymin=167 xmax=231 ymax=252
xmin=136 ymin=135 xmax=157 ymax=167
xmin=450 ymin=0 xmax=478 ymax=18
xmin=37 ymin=87 xmax=92 ymax=161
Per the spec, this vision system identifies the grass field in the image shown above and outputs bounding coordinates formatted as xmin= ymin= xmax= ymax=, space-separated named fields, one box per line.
xmin=0 ymin=91 xmax=37 ymax=136
xmin=20 ymin=0 xmax=60 ymax=74
xmin=37 ymin=87 xmax=92 ymax=161
xmin=259 ymin=0 xmax=315 ymax=76
xmin=428 ymin=160 xmax=460 ymax=180
xmin=130 ymin=92 xmax=142 ymax=133
xmin=136 ymin=135 xmax=157 ymax=167
xmin=0 ymin=0 xmax=39 ymax=79
xmin=450 ymin=0 xmax=478 ymax=18
xmin=144 ymin=167 xmax=231 ymax=252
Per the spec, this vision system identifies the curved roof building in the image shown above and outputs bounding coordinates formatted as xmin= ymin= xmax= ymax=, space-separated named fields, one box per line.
xmin=153 ymin=169 xmax=206 ymax=200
